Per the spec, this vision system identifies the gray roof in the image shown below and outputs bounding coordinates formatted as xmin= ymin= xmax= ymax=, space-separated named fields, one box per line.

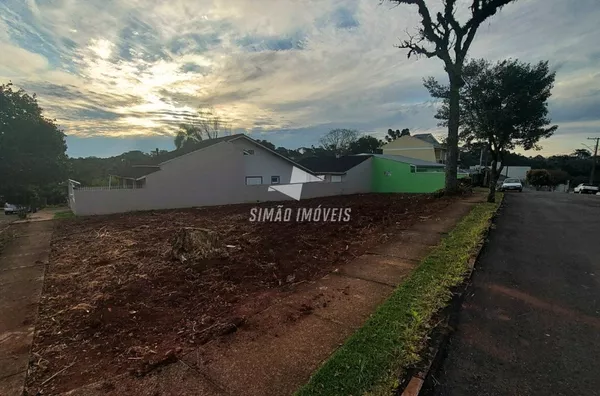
xmin=373 ymin=154 xmax=445 ymax=168
xmin=298 ymin=155 xmax=371 ymax=174
xmin=413 ymin=133 xmax=443 ymax=149
xmin=157 ymin=134 xmax=244 ymax=164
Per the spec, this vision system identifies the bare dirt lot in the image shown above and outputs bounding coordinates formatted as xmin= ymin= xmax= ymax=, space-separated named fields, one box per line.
xmin=26 ymin=194 xmax=455 ymax=394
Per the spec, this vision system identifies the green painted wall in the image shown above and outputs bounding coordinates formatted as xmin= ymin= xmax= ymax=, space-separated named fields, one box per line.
xmin=371 ymin=157 xmax=447 ymax=193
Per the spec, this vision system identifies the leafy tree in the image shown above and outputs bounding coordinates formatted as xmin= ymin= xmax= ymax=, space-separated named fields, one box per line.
xmin=548 ymin=169 xmax=569 ymax=190
xmin=319 ymin=129 xmax=359 ymax=155
xmin=174 ymin=106 xmax=231 ymax=149
xmin=527 ymin=169 xmax=552 ymax=190
xmin=572 ymin=148 xmax=591 ymax=159
xmin=174 ymin=124 xmax=202 ymax=150
xmin=384 ymin=128 xmax=410 ymax=142
xmin=0 ymin=83 xmax=68 ymax=205
xmin=349 ymin=135 xmax=383 ymax=154
xmin=388 ymin=0 xmax=518 ymax=193
xmin=425 ymin=59 xmax=557 ymax=202
xmin=255 ymin=139 xmax=276 ymax=150
xmin=385 ymin=129 xmax=400 ymax=142
xmin=275 ymin=146 xmax=302 ymax=160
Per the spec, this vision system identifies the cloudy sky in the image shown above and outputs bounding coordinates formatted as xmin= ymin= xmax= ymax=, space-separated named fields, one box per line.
xmin=1 ymin=0 xmax=598 ymax=158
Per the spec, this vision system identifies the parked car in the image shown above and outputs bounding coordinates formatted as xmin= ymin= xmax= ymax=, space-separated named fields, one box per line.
xmin=574 ymin=183 xmax=599 ymax=194
xmin=499 ymin=178 xmax=523 ymax=192
xmin=4 ymin=203 xmax=18 ymax=215
xmin=3 ymin=203 xmax=37 ymax=215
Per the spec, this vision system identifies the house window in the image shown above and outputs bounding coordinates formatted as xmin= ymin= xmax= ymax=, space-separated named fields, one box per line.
xmin=245 ymin=176 xmax=262 ymax=185
xmin=331 ymin=175 xmax=343 ymax=183
xmin=243 ymin=149 xmax=255 ymax=155
xmin=271 ymin=176 xmax=280 ymax=184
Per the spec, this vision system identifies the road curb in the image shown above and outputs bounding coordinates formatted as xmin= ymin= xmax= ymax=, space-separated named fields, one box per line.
xmin=399 ymin=194 xmax=504 ymax=396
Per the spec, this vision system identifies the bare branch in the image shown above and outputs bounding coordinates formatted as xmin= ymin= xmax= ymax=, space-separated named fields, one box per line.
xmin=461 ymin=0 xmax=516 ymax=60
xmin=389 ymin=0 xmax=443 ymax=47
xmin=396 ymin=32 xmax=437 ymax=58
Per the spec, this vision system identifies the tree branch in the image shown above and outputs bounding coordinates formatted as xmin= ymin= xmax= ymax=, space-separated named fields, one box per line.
xmin=390 ymin=0 xmax=448 ymax=60
xmin=397 ymin=32 xmax=437 ymax=58
xmin=460 ymin=0 xmax=515 ymax=60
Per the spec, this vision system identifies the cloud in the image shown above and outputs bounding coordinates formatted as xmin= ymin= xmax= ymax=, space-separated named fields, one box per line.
xmin=0 ymin=0 xmax=599 ymax=157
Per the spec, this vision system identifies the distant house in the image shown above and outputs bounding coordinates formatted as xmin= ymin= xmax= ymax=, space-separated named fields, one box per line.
xmin=298 ymin=155 xmax=372 ymax=182
xmin=381 ymin=134 xmax=447 ymax=164
xmin=300 ymin=154 xmax=460 ymax=194
xmin=69 ymin=134 xmax=322 ymax=215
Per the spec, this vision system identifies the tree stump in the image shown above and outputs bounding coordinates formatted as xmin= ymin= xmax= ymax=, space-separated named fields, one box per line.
xmin=170 ymin=227 xmax=223 ymax=262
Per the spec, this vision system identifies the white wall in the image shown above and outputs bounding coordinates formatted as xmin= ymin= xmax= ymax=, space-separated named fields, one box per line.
xmin=73 ymin=142 xmax=243 ymax=215
xmin=501 ymin=166 xmax=531 ymax=181
xmin=343 ymin=157 xmax=372 ymax=193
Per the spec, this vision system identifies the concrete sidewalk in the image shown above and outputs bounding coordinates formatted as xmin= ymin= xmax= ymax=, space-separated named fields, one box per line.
xmin=427 ymin=192 xmax=600 ymax=396
xmin=64 ymin=195 xmax=485 ymax=396
xmin=0 ymin=221 xmax=53 ymax=395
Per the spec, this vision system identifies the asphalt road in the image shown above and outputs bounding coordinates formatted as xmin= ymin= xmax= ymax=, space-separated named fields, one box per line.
xmin=428 ymin=191 xmax=600 ymax=396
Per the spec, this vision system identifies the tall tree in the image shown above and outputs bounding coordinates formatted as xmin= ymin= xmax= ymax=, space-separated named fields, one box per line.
xmin=425 ymin=59 xmax=558 ymax=202
xmin=388 ymin=0 xmax=518 ymax=193
xmin=349 ymin=135 xmax=383 ymax=154
xmin=0 ymin=83 xmax=68 ymax=205
xmin=319 ymin=129 xmax=359 ymax=155
xmin=174 ymin=106 xmax=232 ymax=149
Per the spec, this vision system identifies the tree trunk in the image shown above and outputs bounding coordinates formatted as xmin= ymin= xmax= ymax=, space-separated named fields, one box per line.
xmin=445 ymin=74 xmax=461 ymax=194
xmin=487 ymin=159 xmax=504 ymax=203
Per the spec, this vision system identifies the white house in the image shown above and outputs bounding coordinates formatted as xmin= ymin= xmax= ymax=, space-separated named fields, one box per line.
xmin=68 ymin=134 xmax=326 ymax=215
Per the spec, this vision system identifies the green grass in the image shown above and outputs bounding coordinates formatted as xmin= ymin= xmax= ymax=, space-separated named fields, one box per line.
xmin=296 ymin=196 xmax=502 ymax=396
xmin=53 ymin=210 xmax=75 ymax=219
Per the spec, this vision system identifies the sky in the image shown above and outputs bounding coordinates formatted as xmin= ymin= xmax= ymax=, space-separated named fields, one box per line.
xmin=1 ymin=0 xmax=598 ymax=158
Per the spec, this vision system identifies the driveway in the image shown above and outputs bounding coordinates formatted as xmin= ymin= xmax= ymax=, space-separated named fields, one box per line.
xmin=427 ymin=191 xmax=600 ymax=396
xmin=0 ymin=221 xmax=53 ymax=395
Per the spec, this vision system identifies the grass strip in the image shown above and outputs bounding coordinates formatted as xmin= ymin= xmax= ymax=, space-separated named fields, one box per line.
xmin=296 ymin=198 xmax=501 ymax=396
xmin=53 ymin=210 xmax=75 ymax=219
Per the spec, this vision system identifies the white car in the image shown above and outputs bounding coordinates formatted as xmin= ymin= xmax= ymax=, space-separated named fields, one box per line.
xmin=499 ymin=178 xmax=523 ymax=192
xmin=4 ymin=203 xmax=18 ymax=215
xmin=573 ymin=183 xmax=599 ymax=194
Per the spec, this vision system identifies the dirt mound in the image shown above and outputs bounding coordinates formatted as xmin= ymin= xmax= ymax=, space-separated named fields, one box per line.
xmin=170 ymin=227 xmax=225 ymax=262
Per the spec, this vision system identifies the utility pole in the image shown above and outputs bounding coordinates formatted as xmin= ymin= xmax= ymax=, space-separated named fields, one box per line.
xmin=588 ymin=137 xmax=600 ymax=185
